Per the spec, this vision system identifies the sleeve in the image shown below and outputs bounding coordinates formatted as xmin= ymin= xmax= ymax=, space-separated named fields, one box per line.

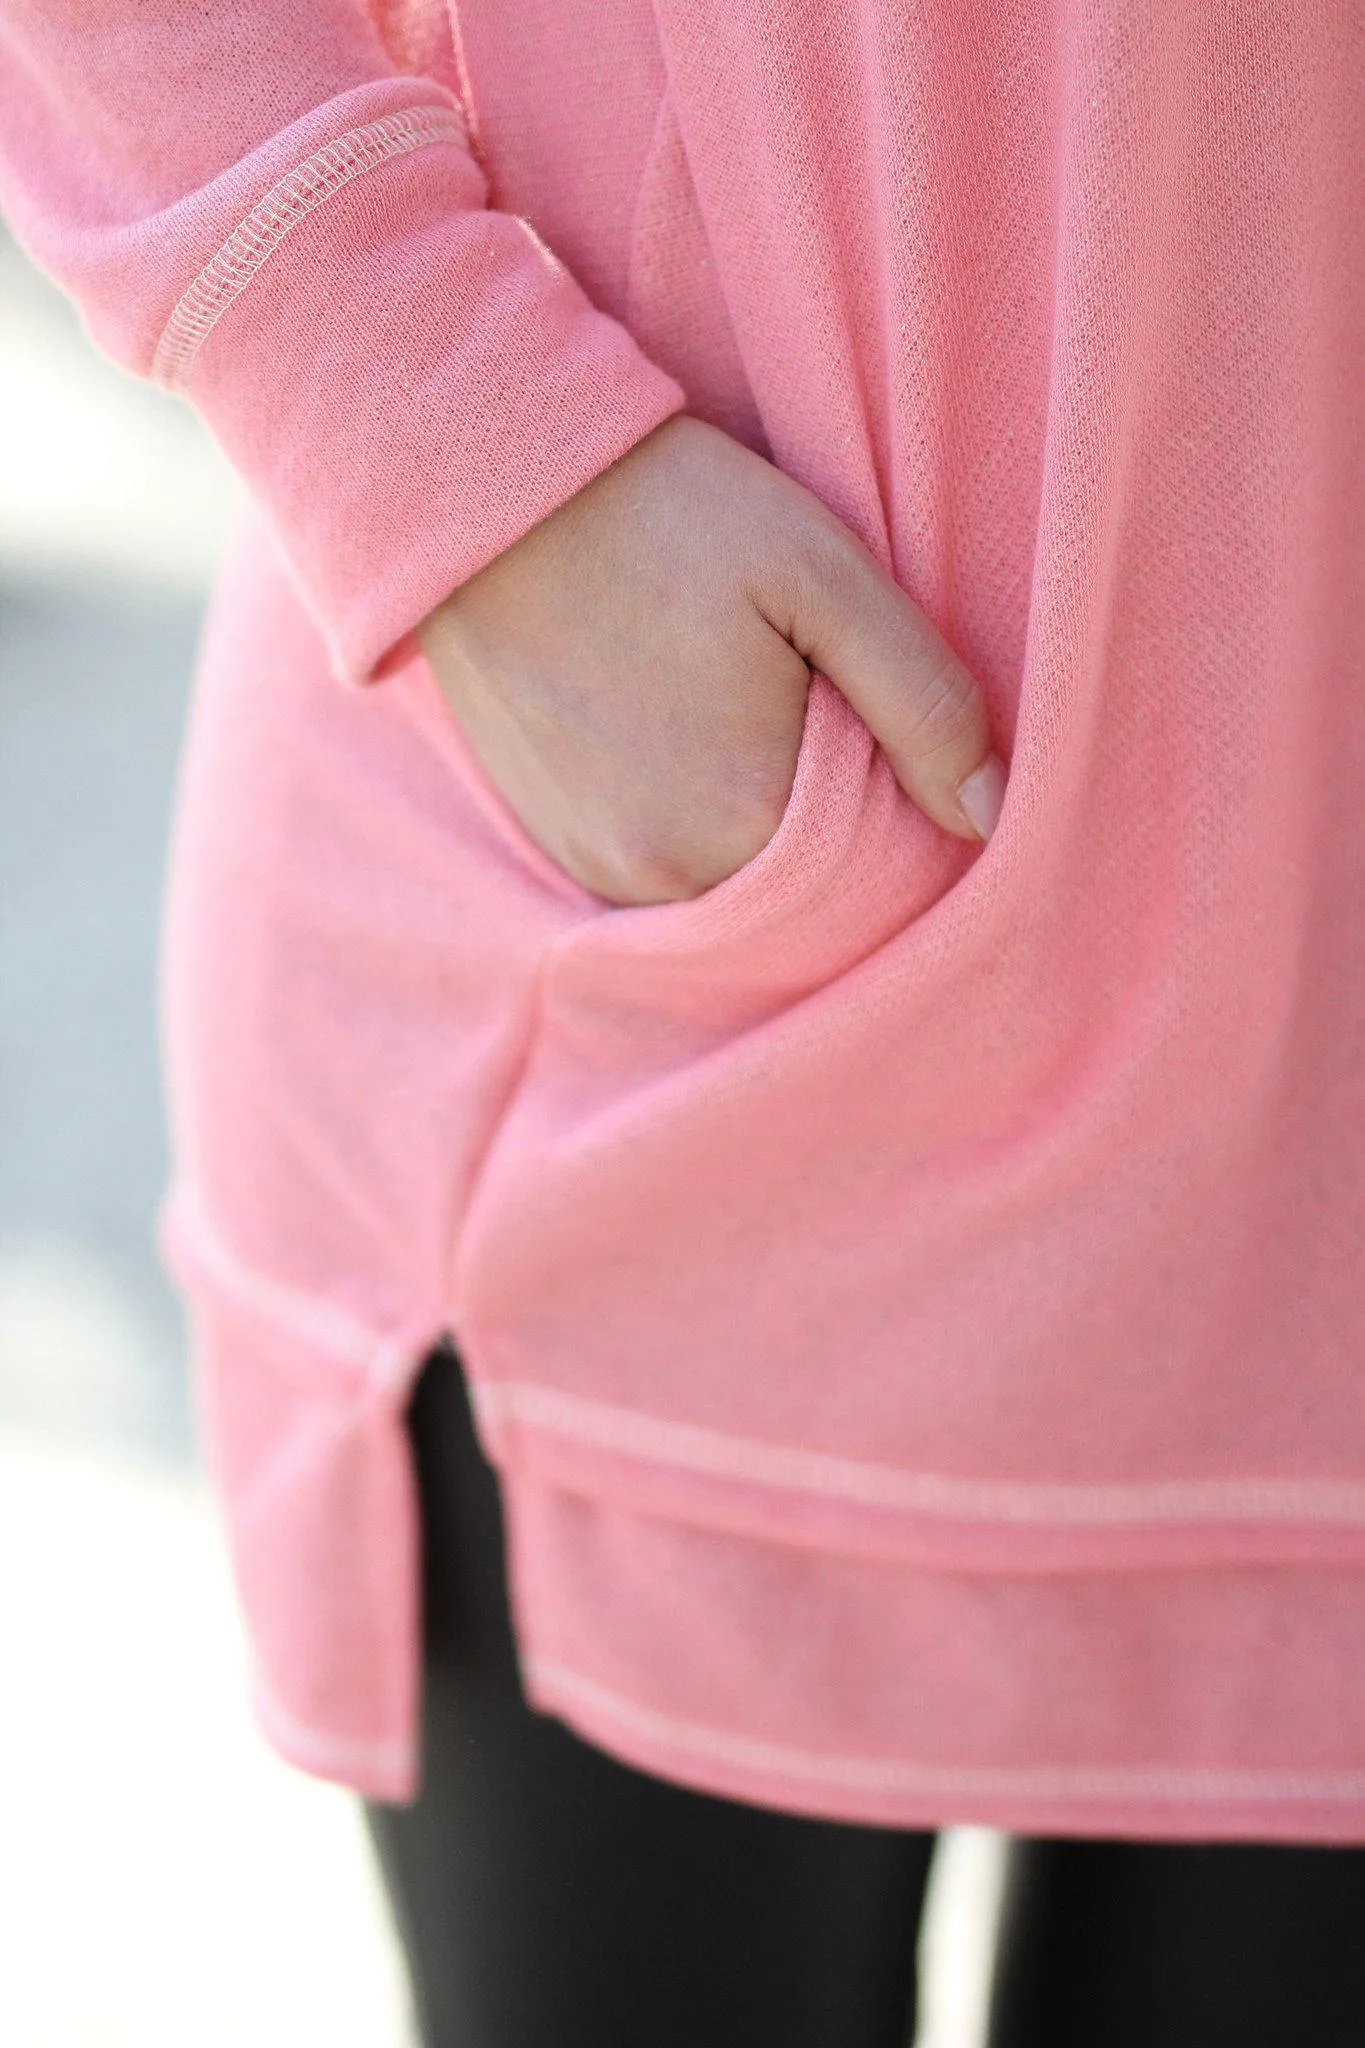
xmin=0 ymin=3 xmax=686 ymax=683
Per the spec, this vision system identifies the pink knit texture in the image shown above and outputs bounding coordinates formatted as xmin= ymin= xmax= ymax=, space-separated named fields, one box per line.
xmin=5 ymin=0 xmax=1364 ymax=1837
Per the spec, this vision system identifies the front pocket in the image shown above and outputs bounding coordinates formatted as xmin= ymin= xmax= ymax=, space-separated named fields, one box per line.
xmin=395 ymin=641 xmax=824 ymax=919
xmin=543 ymin=673 xmax=972 ymax=1015
xmin=395 ymin=636 xmax=973 ymax=1021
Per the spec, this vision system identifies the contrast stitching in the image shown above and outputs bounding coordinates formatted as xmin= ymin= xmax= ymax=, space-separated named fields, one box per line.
xmin=528 ymin=1659 xmax=1365 ymax=1807
xmin=253 ymin=1677 xmax=413 ymax=1779
xmin=167 ymin=1195 xmax=1365 ymax=1531
xmin=163 ymin=1186 xmax=412 ymax=1388
xmin=475 ymin=1380 xmax=1365 ymax=1528
xmin=152 ymin=105 xmax=467 ymax=389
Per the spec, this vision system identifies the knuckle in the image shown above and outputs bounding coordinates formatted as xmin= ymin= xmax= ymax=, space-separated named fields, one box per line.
xmin=905 ymin=652 xmax=984 ymax=761
xmin=793 ymin=519 xmax=859 ymax=608
xmin=770 ymin=517 xmax=857 ymax=632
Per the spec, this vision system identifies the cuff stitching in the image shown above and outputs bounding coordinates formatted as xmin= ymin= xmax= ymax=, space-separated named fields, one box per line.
xmin=152 ymin=105 xmax=468 ymax=389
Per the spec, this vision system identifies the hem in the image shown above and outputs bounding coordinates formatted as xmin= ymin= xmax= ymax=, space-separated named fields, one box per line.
xmin=159 ymin=1195 xmax=1365 ymax=1839
xmin=524 ymin=1656 xmax=1365 ymax=1846
xmin=165 ymin=1191 xmax=1365 ymax=1569
xmin=158 ymin=1182 xmax=439 ymax=1396
xmin=473 ymin=1377 xmax=1365 ymax=1573
xmin=253 ymin=1676 xmax=417 ymax=1805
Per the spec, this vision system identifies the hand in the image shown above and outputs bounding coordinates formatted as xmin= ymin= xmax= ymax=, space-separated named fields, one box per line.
xmin=416 ymin=415 xmax=1006 ymax=907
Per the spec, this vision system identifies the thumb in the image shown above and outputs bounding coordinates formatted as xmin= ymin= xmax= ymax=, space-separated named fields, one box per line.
xmin=771 ymin=526 xmax=1007 ymax=843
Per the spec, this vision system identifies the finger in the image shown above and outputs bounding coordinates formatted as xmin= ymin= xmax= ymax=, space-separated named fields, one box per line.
xmin=767 ymin=525 xmax=1007 ymax=842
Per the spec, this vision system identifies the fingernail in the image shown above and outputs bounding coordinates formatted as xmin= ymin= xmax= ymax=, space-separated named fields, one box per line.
xmin=956 ymin=753 xmax=1007 ymax=841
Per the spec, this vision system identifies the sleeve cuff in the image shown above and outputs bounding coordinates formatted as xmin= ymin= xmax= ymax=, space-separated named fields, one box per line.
xmin=162 ymin=90 xmax=686 ymax=683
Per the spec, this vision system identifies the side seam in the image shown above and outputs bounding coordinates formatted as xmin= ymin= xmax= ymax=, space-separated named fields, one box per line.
xmin=158 ymin=1183 xmax=439 ymax=1396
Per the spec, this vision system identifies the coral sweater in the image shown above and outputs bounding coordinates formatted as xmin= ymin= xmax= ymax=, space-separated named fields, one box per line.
xmin=4 ymin=0 xmax=1363 ymax=1840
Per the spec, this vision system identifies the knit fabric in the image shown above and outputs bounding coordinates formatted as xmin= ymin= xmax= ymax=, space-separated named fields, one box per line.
xmin=4 ymin=0 xmax=1364 ymax=1838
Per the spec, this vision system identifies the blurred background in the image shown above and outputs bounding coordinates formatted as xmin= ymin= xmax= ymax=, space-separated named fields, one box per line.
xmin=0 ymin=219 xmax=417 ymax=2048
xmin=0 ymin=219 xmax=1003 ymax=2046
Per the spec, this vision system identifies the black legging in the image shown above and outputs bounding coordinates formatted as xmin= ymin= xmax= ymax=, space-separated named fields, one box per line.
xmin=367 ymin=1348 xmax=1365 ymax=2047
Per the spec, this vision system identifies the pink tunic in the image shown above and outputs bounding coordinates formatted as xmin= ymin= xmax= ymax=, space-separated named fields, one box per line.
xmin=5 ymin=0 xmax=1364 ymax=1840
